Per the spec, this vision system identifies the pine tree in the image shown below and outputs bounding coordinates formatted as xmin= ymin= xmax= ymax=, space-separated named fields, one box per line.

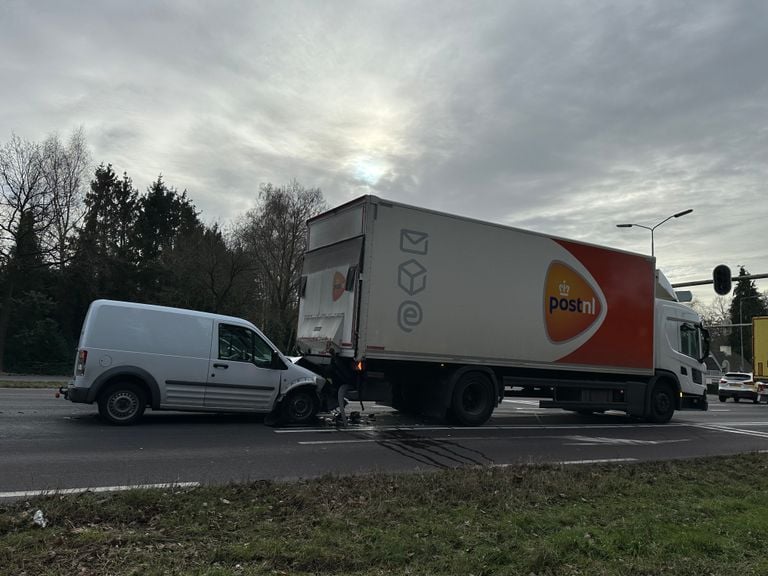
xmin=728 ymin=267 xmax=768 ymax=370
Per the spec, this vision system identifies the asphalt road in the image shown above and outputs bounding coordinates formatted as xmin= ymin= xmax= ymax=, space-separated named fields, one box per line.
xmin=2 ymin=388 xmax=768 ymax=496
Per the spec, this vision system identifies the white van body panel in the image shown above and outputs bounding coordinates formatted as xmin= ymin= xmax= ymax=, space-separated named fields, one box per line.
xmin=69 ymin=300 xmax=321 ymax=418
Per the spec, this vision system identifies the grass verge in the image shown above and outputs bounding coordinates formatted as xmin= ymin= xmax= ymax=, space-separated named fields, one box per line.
xmin=3 ymin=454 xmax=768 ymax=575
xmin=0 ymin=380 xmax=65 ymax=388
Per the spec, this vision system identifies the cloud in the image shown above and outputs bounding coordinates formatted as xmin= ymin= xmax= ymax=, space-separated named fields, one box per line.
xmin=1 ymin=0 xmax=766 ymax=300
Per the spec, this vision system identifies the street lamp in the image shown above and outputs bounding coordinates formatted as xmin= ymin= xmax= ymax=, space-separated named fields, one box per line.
xmin=739 ymin=295 xmax=761 ymax=371
xmin=616 ymin=209 xmax=693 ymax=258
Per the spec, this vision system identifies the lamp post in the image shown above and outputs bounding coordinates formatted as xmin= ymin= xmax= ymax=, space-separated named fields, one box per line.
xmin=616 ymin=209 xmax=693 ymax=258
xmin=739 ymin=295 xmax=761 ymax=371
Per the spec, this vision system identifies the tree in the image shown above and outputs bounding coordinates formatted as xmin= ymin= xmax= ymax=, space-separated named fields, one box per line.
xmin=239 ymin=181 xmax=325 ymax=350
xmin=728 ymin=267 xmax=768 ymax=370
xmin=161 ymin=223 xmax=252 ymax=314
xmin=133 ymin=176 xmax=204 ymax=302
xmin=0 ymin=133 xmax=52 ymax=371
xmin=134 ymin=176 xmax=200 ymax=261
xmin=39 ymin=128 xmax=90 ymax=270
xmin=71 ymin=164 xmax=141 ymax=303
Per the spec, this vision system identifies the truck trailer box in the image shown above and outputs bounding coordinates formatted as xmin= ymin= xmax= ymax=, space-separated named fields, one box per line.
xmin=298 ymin=195 xmax=707 ymax=425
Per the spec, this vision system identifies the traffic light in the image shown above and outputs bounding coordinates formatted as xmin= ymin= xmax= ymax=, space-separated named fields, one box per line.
xmin=713 ymin=264 xmax=732 ymax=295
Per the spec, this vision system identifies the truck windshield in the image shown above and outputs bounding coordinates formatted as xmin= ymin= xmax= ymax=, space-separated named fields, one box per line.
xmin=680 ymin=323 xmax=703 ymax=361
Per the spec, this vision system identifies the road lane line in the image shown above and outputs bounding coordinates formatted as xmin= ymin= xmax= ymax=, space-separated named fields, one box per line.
xmin=0 ymin=482 xmax=200 ymax=500
xmin=693 ymin=424 xmax=768 ymax=439
xmin=492 ymin=458 xmax=637 ymax=468
xmin=275 ymin=423 xmax=691 ymax=434
xmin=558 ymin=458 xmax=637 ymax=465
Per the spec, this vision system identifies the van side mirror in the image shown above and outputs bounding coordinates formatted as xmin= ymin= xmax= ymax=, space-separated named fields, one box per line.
xmin=271 ymin=350 xmax=287 ymax=370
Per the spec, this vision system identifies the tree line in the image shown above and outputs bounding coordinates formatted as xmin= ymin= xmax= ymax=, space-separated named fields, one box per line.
xmin=0 ymin=129 xmax=325 ymax=374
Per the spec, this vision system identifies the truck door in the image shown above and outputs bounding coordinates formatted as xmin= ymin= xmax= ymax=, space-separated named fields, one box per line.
xmin=204 ymin=322 xmax=280 ymax=412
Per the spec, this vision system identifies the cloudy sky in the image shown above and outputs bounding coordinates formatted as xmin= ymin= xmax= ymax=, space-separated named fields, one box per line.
xmin=1 ymin=1 xmax=766 ymax=303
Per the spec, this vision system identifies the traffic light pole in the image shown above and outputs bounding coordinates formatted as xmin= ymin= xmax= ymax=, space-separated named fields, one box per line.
xmin=671 ymin=273 xmax=768 ymax=289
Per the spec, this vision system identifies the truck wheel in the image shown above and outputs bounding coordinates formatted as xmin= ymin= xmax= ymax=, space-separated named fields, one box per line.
xmin=98 ymin=382 xmax=146 ymax=425
xmin=451 ymin=372 xmax=494 ymax=426
xmin=718 ymin=396 xmax=727 ymax=402
xmin=734 ymin=396 xmax=740 ymax=403
xmin=281 ymin=389 xmax=318 ymax=425
xmin=648 ymin=381 xmax=675 ymax=424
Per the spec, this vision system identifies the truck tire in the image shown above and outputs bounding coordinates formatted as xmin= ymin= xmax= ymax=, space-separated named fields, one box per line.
xmin=648 ymin=381 xmax=675 ymax=424
xmin=451 ymin=372 xmax=494 ymax=426
xmin=281 ymin=388 xmax=318 ymax=425
xmin=98 ymin=382 xmax=146 ymax=425
xmin=718 ymin=396 xmax=727 ymax=402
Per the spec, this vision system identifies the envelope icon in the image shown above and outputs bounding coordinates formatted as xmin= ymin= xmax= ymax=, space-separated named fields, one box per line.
xmin=400 ymin=229 xmax=429 ymax=255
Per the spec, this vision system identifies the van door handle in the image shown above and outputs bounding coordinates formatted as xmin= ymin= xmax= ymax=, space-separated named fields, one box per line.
xmin=213 ymin=363 xmax=229 ymax=369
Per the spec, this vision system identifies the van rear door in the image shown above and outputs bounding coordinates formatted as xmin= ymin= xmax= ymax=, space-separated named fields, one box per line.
xmin=204 ymin=322 xmax=280 ymax=412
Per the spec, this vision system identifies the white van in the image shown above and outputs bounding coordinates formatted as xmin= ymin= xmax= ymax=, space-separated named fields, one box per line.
xmin=61 ymin=300 xmax=324 ymax=425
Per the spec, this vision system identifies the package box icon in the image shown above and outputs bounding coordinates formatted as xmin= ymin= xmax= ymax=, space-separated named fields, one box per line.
xmin=398 ymin=259 xmax=427 ymax=295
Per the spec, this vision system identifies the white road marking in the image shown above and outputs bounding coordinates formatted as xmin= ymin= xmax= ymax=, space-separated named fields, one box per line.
xmin=275 ymin=423 xmax=691 ymax=434
xmin=693 ymin=424 xmax=768 ymax=439
xmin=563 ymin=436 xmax=689 ymax=446
xmin=558 ymin=458 xmax=637 ymax=465
xmin=0 ymin=482 xmax=200 ymax=500
xmin=492 ymin=458 xmax=637 ymax=468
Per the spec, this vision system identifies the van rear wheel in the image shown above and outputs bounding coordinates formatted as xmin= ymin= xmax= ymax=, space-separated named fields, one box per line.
xmin=98 ymin=382 xmax=146 ymax=425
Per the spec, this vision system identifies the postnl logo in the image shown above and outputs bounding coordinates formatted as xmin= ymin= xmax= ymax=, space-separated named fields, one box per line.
xmin=544 ymin=262 xmax=602 ymax=343
xmin=332 ymin=271 xmax=346 ymax=302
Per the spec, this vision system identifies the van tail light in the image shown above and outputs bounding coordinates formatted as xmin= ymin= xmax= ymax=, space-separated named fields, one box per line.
xmin=719 ymin=378 xmax=727 ymax=384
xmin=76 ymin=349 xmax=88 ymax=376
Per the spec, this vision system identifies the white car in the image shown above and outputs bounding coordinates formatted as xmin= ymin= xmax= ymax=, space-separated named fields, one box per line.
xmin=718 ymin=372 xmax=757 ymax=403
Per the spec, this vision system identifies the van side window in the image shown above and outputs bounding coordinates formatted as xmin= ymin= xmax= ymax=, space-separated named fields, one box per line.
xmin=218 ymin=324 xmax=274 ymax=368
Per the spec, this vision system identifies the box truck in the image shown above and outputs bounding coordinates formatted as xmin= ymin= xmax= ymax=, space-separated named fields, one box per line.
xmin=61 ymin=300 xmax=325 ymax=425
xmin=296 ymin=195 xmax=709 ymax=425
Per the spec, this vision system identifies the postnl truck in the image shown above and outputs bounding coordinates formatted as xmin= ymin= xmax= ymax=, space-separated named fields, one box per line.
xmin=296 ymin=196 xmax=709 ymax=425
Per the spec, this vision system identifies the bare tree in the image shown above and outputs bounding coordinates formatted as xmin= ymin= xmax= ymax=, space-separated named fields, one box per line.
xmin=238 ymin=181 xmax=325 ymax=350
xmin=39 ymin=128 xmax=90 ymax=269
xmin=0 ymin=133 xmax=52 ymax=371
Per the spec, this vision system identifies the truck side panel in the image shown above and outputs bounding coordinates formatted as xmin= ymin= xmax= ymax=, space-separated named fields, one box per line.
xmin=362 ymin=201 xmax=655 ymax=374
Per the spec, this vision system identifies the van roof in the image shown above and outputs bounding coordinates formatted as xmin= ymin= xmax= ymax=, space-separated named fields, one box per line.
xmin=90 ymin=299 xmax=256 ymax=328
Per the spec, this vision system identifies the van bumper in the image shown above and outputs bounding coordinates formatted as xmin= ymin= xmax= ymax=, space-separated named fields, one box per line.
xmin=60 ymin=384 xmax=89 ymax=404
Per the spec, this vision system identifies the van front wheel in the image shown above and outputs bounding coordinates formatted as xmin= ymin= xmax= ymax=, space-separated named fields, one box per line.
xmin=281 ymin=389 xmax=318 ymax=425
xmin=98 ymin=383 xmax=146 ymax=425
